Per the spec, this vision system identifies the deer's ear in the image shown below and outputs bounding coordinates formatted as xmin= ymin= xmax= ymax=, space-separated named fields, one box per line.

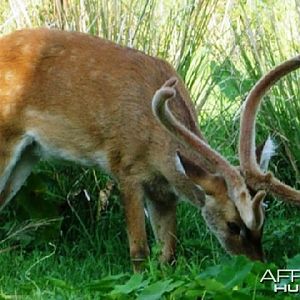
xmin=255 ymin=136 xmax=276 ymax=172
xmin=176 ymin=151 xmax=209 ymax=179
xmin=252 ymin=191 xmax=266 ymax=230
xmin=176 ymin=152 xmax=227 ymax=197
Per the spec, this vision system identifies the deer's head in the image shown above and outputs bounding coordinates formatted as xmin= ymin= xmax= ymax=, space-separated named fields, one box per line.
xmin=152 ymin=56 xmax=300 ymax=261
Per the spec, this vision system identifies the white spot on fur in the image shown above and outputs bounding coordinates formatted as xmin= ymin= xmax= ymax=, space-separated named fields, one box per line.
xmin=0 ymin=82 xmax=22 ymax=101
xmin=14 ymin=84 xmax=23 ymax=92
xmin=22 ymin=44 xmax=32 ymax=54
xmin=1 ymin=103 xmax=16 ymax=117
xmin=259 ymin=136 xmax=276 ymax=172
xmin=0 ymin=89 xmax=10 ymax=97
xmin=4 ymin=71 xmax=15 ymax=82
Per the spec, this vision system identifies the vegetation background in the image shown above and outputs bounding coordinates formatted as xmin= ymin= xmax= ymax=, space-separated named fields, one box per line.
xmin=1 ymin=0 xmax=300 ymax=299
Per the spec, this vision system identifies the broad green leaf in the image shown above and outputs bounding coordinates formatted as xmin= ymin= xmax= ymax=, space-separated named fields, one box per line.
xmin=198 ymin=263 xmax=223 ymax=279
xmin=199 ymin=278 xmax=225 ymax=292
xmin=136 ymin=279 xmax=174 ymax=300
xmin=222 ymin=261 xmax=254 ymax=289
xmin=110 ymin=273 xmax=149 ymax=295
xmin=83 ymin=274 xmax=128 ymax=291
xmin=210 ymin=59 xmax=254 ymax=101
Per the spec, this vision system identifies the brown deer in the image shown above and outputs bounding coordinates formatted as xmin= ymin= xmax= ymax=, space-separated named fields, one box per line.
xmin=0 ymin=28 xmax=299 ymax=271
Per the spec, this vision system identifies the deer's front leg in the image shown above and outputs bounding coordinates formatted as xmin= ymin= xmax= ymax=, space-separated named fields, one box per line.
xmin=144 ymin=179 xmax=177 ymax=263
xmin=146 ymin=197 xmax=177 ymax=264
xmin=121 ymin=183 xmax=149 ymax=272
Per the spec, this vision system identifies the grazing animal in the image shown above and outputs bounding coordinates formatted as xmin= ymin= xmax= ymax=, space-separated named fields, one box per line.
xmin=0 ymin=28 xmax=299 ymax=271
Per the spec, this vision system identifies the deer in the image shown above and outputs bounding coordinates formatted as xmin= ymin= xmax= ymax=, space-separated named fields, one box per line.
xmin=0 ymin=28 xmax=299 ymax=272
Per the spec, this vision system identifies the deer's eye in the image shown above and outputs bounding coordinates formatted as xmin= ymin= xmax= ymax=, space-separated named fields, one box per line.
xmin=227 ymin=222 xmax=241 ymax=235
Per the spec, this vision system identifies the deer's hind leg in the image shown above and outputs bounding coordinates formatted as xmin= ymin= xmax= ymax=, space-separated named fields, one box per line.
xmin=0 ymin=133 xmax=39 ymax=210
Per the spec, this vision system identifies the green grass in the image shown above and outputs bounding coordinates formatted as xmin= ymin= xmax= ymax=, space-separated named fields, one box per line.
xmin=1 ymin=245 xmax=300 ymax=299
xmin=1 ymin=166 xmax=300 ymax=298
xmin=1 ymin=0 xmax=300 ymax=298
